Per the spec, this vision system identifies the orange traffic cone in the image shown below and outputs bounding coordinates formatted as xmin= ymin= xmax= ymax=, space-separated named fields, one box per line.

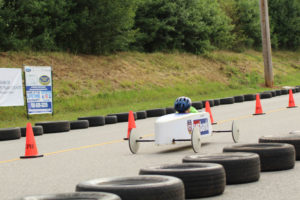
xmin=205 ymin=101 xmax=217 ymax=125
xmin=253 ymin=94 xmax=265 ymax=115
xmin=20 ymin=123 xmax=43 ymax=159
xmin=287 ymin=89 xmax=297 ymax=108
xmin=124 ymin=111 xmax=136 ymax=140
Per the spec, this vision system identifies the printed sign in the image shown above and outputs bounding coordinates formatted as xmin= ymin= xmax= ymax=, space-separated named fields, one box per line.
xmin=24 ymin=66 xmax=53 ymax=114
xmin=0 ymin=68 xmax=24 ymax=107
xmin=187 ymin=120 xmax=193 ymax=134
xmin=193 ymin=118 xmax=209 ymax=135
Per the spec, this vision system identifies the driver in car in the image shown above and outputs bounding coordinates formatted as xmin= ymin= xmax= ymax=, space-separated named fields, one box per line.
xmin=174 ymin=96 xmax=198 ymax=113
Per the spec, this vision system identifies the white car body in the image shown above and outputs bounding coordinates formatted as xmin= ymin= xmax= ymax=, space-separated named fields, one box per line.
xmin=154 ymin=112 xmax=212 ymax=145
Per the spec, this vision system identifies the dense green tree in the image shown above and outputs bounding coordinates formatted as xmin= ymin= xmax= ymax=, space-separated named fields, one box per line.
xmin=0 ymin=3 xmax=5 ymax=51
xmin=0 ymin=0 xmax=18 ymax=50
xmin=219 ymin=0 xmax=261 ymax=49
xmin=0 ymin=0 xmax=299 ymax=53
xmin=234 ymin=0 xmax=261 ymax=48
xmin=134 ymin=0 xmax=233 ymax=54
xmin=67 ymin=0 xmax=138 ymax=54
xmin=0 ymin=0 xmax=137 ymax=53
xmin=269 ymin=0 xmax=300 ymax=49
xmin=189 ymin=0 xmax=234 ymax=52
xmin=0 ymin=0 xmax=75 ymax=51
xmin=133 ymin=0 xmax=179 ymax=52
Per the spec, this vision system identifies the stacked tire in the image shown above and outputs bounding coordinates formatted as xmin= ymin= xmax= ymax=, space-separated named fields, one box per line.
xmin=223 ymin=143 xmax=295 ymax=171
xmin=139 ymin=163 xmax=225 ymax=198
xmin=183 ymin=153 xmax=260 ymax=184
xmin=35 ymin=121 xmax=70 ymax=133
xmin=76 ymin=175 xmax=185 ymax=200
xmin=20 ymin=192 xmax=121 ymax=200
xmin=0 ymin=128 xmax=21 ymax=140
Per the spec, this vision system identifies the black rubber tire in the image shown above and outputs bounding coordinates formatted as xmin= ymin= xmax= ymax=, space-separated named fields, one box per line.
xmin=139 ymin=163 xmax=225 ymax=198
xmin=220 ymin=97 xmax=234 ymax=104
xmin=260 ymin=92 xmax=272 ymax=99
xmin=0 ymin=128 xmax=21 ymax=140
xmin=234 ymin=95 xmax=244 ymax=103
xmin=223 ymin=143 xmax=295 ymax=171
xmin=70 ymin=120 xmax=89 ymax=130
xmin=213 ymin=99 xmax=220 ymax=106
xmin=105 ymin=116 xmax=118 ymax=124
xmin=281 ymin=89 xmax=289 ymax=95
xmin=275 ymin=90 xmax=282 ymax=96
xmin=20 ymin=192 xmax=121 ymax=200
xmin=35 ymin=121 xmax=70 ymax=133
xmin=192 ymin=101 xmax=203 ymax=109
xmin=270 ymin=90 xmax=276 ymax=97
xmin=108 ymin=113 xmax=137 ymax=122
xmin=146 ymin=108 xmax=166 ymax=117
xmin=78 ymin=116 xmax=105 ymax=127
xmin=136 ymin=111 xmax=147 ymax=119
xmin=259 ymin=135 xmax=300 ymax=160
xmin=183 ymin=153 xmax=260 ymax=184
xmin=165 ymin=107 xmax=176 ymax=114
xmin=21 ymin=126 xmax=43 ymax=137
xmin=76 ymin=175 xmax=185 ymax=200
xmin=296 ymin=87 xmax=300 ymax=93
xmin=264 ymin=91 xmax=275 ymax=97
xmin=244 ymin=94 xmax=256 ymax=101
xmin=202 ymin=100 xmax=214 ymax=107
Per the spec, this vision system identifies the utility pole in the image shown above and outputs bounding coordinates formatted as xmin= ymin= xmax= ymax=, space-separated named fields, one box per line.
xmin=259 ymin=0 xmax=273 ymax=87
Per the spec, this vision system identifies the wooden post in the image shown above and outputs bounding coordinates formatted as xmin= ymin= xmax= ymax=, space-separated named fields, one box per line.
xmin=259 ymin=0 xmax=273 ymax=87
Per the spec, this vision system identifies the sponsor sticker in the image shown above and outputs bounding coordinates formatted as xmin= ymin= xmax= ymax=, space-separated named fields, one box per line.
xmin=193 ymin=118 xmax=209 ymax=135
xmin=187 ymin=120 xmax=193 ymax=134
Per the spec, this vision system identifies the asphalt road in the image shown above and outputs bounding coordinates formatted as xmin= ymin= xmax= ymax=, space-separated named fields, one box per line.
xmin=0 ymin=92 xmax=300 ymax=200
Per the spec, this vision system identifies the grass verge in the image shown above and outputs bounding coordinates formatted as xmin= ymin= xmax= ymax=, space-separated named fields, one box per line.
xmin=0 ymin=50 xmax=299 ymax=128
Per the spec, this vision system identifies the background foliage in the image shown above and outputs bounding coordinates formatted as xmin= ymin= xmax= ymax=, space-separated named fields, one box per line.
xmin=133 ymin=0 xmax=233 ymax=54
xmin=268 ymin=0 xmax=300 ymax=50
xmin=0 ymin=0 xmax=299 ymax=54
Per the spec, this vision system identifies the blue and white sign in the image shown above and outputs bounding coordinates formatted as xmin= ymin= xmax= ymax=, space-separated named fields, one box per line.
xmin=193 ymin=118 xmax=210 ymax=135
xmin=24 ymin=66 xmax=53 ymax=114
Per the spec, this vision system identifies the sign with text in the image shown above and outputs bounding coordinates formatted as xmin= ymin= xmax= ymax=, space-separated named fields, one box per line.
xmin=24 ymin=66 xmax=53 ymax=114
xmin=0 ymin=68 xmax=24 ymax=107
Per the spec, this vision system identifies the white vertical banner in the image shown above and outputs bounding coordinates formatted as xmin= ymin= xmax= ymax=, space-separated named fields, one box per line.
xmin=24 ymin=66 xmax=53 ymax=115
xmin=0 ymin=68 xmax=24 ymax=107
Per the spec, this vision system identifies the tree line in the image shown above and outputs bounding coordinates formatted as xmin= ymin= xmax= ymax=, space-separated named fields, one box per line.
xmin=0 ymin=0 xmax=299 ymax=54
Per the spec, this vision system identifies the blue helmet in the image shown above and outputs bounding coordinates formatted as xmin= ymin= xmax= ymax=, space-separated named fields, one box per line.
xmin=174 ymin=96 xmax=191 ymax=113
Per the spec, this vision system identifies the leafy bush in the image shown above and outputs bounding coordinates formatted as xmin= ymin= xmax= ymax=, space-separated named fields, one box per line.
xmin=66 ymin=0 xmax=138 ymax=54
xmin=219 ymin=0 xmax=261 ymax=50
xmin=0 ymin=0 xmax=75 ymax=51
xmin=0 ymin=0 xmax=299 ymax=53
xmin=269 ymin=0 xmax=300 ymax=50
xmin=134 ymin=0 xmax=233 ymax=54
xmin=0 ymin=0 xmax=138 ymax=53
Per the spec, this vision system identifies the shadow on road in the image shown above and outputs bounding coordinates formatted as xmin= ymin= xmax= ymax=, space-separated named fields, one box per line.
xmin=157 ymin=143 xmax=210 ymax=154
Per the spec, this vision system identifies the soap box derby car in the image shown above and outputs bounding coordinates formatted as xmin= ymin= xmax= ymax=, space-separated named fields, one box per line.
xmin=128 ymin=111 xmax=240 ymax=154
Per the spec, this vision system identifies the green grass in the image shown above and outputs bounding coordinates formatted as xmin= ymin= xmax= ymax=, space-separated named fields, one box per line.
xmin=1 ymin=74 xmax=299 ymax=128
xmin=0 ymin=50 xmax=299 ymax=128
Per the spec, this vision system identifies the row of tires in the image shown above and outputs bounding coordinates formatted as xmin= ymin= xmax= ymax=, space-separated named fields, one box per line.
xmin=19 ymin=133 xmax=300 ymax=199
xmin=1 ymin=87 xmax=299 ymax=141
